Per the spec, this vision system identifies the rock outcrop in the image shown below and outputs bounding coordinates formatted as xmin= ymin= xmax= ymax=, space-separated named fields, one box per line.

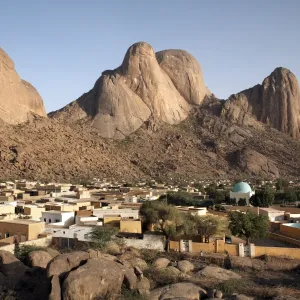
xmin=0 ymin=48 xmax=46 ymax=124
xmin=222 ymin=67 xmax=300 ymax=139
xmin=51 ymin=42 xmax=210 ymax=139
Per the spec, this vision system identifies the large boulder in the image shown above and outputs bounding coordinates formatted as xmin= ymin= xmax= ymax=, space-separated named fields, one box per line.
xmin=46 ymin=251 xmax=89 ymax=278
xmin=27 ymin=250 xmax=53 ymax=268
xmin=0 ymin=47 xmax=46 ymax=124
xmin=62 ymin=258 xmax=124 ymax=300
xmin=123 ymin=267 xmax=138 ymax=290
xmin=150 ymin=282 xmax=206 ymax=300
xmin=87 ymin=249 xmax=117 ymax=261
xmin=197 ymin=266 xmax=241 ymax=281
xmin=153 ymin=257 xmax=170 ymax=269
xmin=121 ymin=257 xmax=149 ymax=271
xmin=221 ymin=67 xmax=300 ymax=139
xmin=177 ymin=260 xmax=194 ymax=273
xmin=49 ymin=275 xmax=61 ymax=300
xmin=50 ymin=42 xmax=213 ymax=138
xmin=0 ymin=250 xmax=28 ymax=288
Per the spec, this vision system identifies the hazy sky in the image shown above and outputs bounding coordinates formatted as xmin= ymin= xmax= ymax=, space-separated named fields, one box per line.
xmin=1 ymin=0 xmax=299 ymax=113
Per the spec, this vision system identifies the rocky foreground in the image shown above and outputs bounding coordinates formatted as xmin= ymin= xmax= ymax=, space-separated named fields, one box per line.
xmin=1 ymin=244 xmax=300 ymax=300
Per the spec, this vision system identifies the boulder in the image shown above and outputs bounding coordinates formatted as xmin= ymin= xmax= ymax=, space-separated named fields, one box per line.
xmin=228 ymin=295 xmax=254 ymax=300
xmin=123 ymin=268 xmax=138 ymax=290
xmin=177 ymin=260 xmax=194 ymax=273
xmin=87 ymin=249 xmax=117 ymax=261
xmin=49 ymin=275 xmax=61 ymax=300
xmin=197 ymin=266 xmax=241 ymax=281
xmin=153 ymin=257 xmax=170 ymax=269
xmin=123 ymin=257 xmax=148 ymax=271
xmin=150 ymin=282 xmax=207 ymax=300
xmin=106 ymin=241 xmax=121 ymax=255
xmin=136 ymin=277 xmax=150 ymax=291
xmin=165 ymin=266 xmax=181 ymax=276
xmin=46 ymin=251 xmax=89 ymax=278
xmin=62 ymin=258 xmax=124 ymax=300
xmin=0 ymin=47 xmax=46 ymax=124
xmin=0 ymin=250 xmax=28 ymax=288
xmin=44 ymin=248 xmax=60 ymax=258
xmin=27 ymin=250 xmax=53 ymax=268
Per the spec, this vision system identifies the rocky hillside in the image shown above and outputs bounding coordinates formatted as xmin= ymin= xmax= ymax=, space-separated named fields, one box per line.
xmin=0 ymin=42 xmax=300 ymax=181
xmin=0 ymin=48 xmax=46 ymax=124
xmin=221 ymin=67 xmax=300 ymax=139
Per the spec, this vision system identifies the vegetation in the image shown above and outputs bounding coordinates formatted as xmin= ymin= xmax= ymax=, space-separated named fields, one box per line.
xmin=14 ymin=244 xmax=44 ymax=263
xmin=275 ymin=178 xmax=289 ymax=191
xmin=250 ymin=187 xmax=275 ymax=207
xmin=160 ymin=191 xmax=196 ymax=206
xmin=140 ymin=201 xmax=183 ymax=239
xmin=215 ymin=279 xmax=247 ymax=295
xmin=88 ymin=226 xmax=118 ymax=249
xmin=228 ymin=211 xmax=269 ymax=244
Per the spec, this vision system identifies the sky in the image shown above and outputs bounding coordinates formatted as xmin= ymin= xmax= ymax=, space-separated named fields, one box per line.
xmin=1 ymin=0 xmax=299 ymax=113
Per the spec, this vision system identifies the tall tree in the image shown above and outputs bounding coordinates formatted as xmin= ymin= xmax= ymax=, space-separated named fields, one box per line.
xmin=228 ymin=211 xmax=269 ymax=244
xmin=250 ymin=187 xmax=275 ymax=207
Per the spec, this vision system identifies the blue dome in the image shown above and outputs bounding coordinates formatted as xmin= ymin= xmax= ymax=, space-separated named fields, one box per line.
xmin=232 ymin=182 xmax=252 ymax=193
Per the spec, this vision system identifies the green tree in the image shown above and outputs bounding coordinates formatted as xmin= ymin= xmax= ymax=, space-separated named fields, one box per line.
xmin=228 ymin=211 xmax=269 ymax=244
xmin=206 ymin=183 xmax=217 ymax=198
xmin=250 ymin=188 xmax=274 ymax=207
xmin=284 ymin=189 xmax=298 ymax=204
xmin=140 ymin=201 xmax=183 ymax=239
xmin=182 ymin=214 xmax=221 ymax=242
xmin=275 ymin=178 xmax=289 ymax=191
xmin=88 ymin=226 xmax=118 ymax=249
xmin=160 ymin=191 xmax=197 ymax=206
xmin=194 ymin=183 xmax=205 ymax=193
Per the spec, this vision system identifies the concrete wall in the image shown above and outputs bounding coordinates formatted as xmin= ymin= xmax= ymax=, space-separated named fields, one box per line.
xmin=224 ymin=244 xmax=239 ymax=256
xmin=0 ymin=205 xmax=15 ymax=214
xmin=120 ymin=234 xmax=165 ymax=250
xmin=270 ymin=232 xmax=300 ymax=247
xmin=24 ymin=206 xmax=45 ymax=220
xmin=255 ymin=246 xmax=300 ymax=259
xmin=0 ymin=236 xmax=52 ymax=253
xmin=41 ymin=211 xmax=75 ymax=226
xmin=93 ymin=208 xmax=139 ymax=219
xmin=45 ymin=226 xmax=92 ymax=242
xmin=280 ymin=223 xmax=300 ymax=239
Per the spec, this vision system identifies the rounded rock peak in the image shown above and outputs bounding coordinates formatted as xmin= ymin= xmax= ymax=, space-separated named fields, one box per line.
xmin=0 ymin=47 xmax=15 ymax=69
xmin=156 ymin=49 xmax=199 ymax=65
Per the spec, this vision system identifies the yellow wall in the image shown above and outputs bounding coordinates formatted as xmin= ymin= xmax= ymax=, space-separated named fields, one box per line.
xmin=280 ymin=224 xmax=300 ymax=239
xmin=224 ymin=244 xmax=239 ymax=256
xmin=103 ymin=216 xmax=121 ymax=227
xmin=192 ymin=242 xmax=215 ymax=253
xmin=255 ymin=246 xmax=300 ymax=259
xmin=169 ymin=240 xmax=180 ymax=251
xmin=24 ymin=207 xmax=45 ymax=219
xmin=270 ymin=232 xmax=300 ymax=247
xmin=120 ymin=219 xmax=142 ymax=233
xmin=0 ymin=221 xmax=45 ymax=242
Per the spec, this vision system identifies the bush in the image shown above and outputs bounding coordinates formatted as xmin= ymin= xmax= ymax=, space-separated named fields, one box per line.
xmin=215 ymin=279 xmax=247 ymax=294
xmin=88 ymin=226 xmax=119 ymax=249
xmin=14 ymin=244 xmax=44 ymax=263
xmin=144 ymin=267 xmax=181 ymax=288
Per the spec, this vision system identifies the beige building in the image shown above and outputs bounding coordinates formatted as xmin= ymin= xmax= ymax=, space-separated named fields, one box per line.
xmin=0 ymin=219 xmax=45 ymax=242
xmin=24 ymin=206 xmax=46 ymax=220
xmin=120 ymin=219 xmax=142 ymax=234
xmin=0 ymin=204 xmax=15 ymax=215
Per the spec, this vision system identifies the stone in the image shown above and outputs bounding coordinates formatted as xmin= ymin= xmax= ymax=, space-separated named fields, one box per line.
xmin=136 ymin=277 xmax=150 ymax=291
xmin=165 ymin=266 xmax=181 ymax=276
xmin=228 ymin=295 xmax=254 ymax=300
xmin=123 ymin=268 xmax=138 ymax=290
xmin=153 ymin=257 xmax=170 ymax=269
xmin=125 ymin=257 xmax=148 ymax=271
xmin=0 ymin=250 xmax=28 ymax=288
xmin=27 ymin=250 xmax=53 ymax=268
xmin=87 ymin=249 xmax=117 ymax=261
xmin=49 ymin=275 xmax=61 ymax=300
xmin=221 ymin=67 xmax=300 ymax=139
xmin=46 ymin=251 xmax=89 ymax=278
xmin=215 ymin=290 xmax=223 ymax=298
xmin=106 ymin=241 xmax=121 ymax=255
xmin=150 ymin=282 xmax=207 ymax=300
xmin=197 ymin=266 xmax=241 ymax=281
xmin=134 ymin=266 xmax=143 ymax=279
xmin=177 ymin=260 xmax=194 ymax=273
xmin=0 ymin=47 xmax=46 ymax=124
xmin=62 ymin=258 xmax=124 ymax=300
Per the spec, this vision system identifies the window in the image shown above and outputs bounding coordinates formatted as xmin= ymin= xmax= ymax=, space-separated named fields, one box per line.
xmin=4 ymin=233 xmax=9 ymax=238
xmin=55 ymin=219 xmax=60 ymax=222
xmin=49 ymin=219 xmax=51 ymax=223
xmin=44 ymin=218 xmax=46 ymax=222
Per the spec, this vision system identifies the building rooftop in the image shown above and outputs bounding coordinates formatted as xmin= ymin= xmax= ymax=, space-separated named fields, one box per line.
xmin=259 ymin=207 xmax=283 ymax=213
xmin=232 ymin=182 xmax=252 ymax=193
xmin=42 ymin=211 xmax=75 ymax=214
xmin=0 ymin=219 xmax=44 ymax=225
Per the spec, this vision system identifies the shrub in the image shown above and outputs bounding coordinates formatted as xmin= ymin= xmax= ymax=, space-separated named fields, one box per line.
xmin=88 ymin=226 xmax=118 ymax=249
xmin=144 ymin=267 xmax=181 ymax=288
xmin=215 ymin=279 xmax=247 ymax=294
xmin=14 ymin=244 xmax=44 ymax=263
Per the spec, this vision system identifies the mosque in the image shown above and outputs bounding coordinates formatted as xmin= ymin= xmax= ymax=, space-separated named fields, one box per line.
xmin=230 ymin=181 xmax=255 ymax=205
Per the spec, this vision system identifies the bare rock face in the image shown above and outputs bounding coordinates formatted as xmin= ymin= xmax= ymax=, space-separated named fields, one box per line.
xmin=222 ymin=67 xmax=300 ymax=138
xmin=156 ymin=49 xmax=210 ymax=105
xmin=51 ymin=42 xmax=210 ymax=138
xmin=0 ymin=48 xmax=46 ymax=124
xmin=235 ymin=148 xmax=279 ymax=178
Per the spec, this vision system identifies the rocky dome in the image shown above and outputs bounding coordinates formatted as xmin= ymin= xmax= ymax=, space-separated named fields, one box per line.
xmin=0 ymin=47 xmax=46 ymax=124
xmin=221 ymin=67 xmax=300 ymax=139
xmin=50 ymin=42 xmax=210 ymax=139
xmin=232 ymin=182 xmax=252 ymax=193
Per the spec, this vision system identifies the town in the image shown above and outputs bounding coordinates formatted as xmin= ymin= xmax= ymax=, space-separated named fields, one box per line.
xmin=0 ymin=177 xmax=300 ymax=259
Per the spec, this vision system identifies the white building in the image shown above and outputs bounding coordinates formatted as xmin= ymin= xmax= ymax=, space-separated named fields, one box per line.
xmin=45 ymin=225 xmax=92 ymax=242
xmin=230 ymin=182 xmax=255 ymax=205
xmin=41 ymin=211 xmax=75 ymax=227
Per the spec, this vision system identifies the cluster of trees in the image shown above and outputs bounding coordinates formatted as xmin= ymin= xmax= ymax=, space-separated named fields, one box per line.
xmin=140 ymin=201 xmax=221 ymax=243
